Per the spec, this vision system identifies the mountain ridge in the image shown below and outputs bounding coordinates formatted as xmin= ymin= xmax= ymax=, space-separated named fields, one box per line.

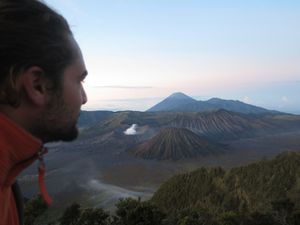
xmin=80 ymin=109 xmax=300 ymax=142
xmin=147 ymin=92 xmax=280 ymax=114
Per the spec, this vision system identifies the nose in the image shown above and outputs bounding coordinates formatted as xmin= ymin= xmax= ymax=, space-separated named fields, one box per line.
xmin=81 ymin=86 xmax=87 ymax=105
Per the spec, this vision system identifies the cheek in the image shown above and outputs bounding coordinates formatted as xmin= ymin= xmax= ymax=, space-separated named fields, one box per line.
xmin=74 ymin=85 xmax=86 ymax=109
xmin=63 ymin=84 xmax=82 ymax=109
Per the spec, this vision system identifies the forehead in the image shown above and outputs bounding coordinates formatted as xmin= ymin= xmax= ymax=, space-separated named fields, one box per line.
xmin=62 ymin=59 xmax=87 ymax=85
xmin=69 ymin=35 xmax=83 ymax=60
xmin=63 ymin=36 xmax=87 ymax=78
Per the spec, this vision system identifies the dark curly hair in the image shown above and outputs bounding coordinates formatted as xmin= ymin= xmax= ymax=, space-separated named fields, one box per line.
xmin=0 ymin=0 xmax=76 ymax=106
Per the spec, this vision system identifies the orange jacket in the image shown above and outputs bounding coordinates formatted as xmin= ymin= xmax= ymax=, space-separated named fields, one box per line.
xmin=0 ymin=113 xmax=42 ymax=225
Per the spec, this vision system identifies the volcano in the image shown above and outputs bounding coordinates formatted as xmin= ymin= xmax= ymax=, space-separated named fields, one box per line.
xmin=130 ymin=127 xmax=227 ymax=160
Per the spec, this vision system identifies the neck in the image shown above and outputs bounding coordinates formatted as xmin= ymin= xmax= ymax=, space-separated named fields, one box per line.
xmin=0 ymin=105 xmax=41 ymax=141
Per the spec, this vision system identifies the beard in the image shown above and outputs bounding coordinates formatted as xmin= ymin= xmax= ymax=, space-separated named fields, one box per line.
xmin=34 ymin=92 xmax=80 ymax=143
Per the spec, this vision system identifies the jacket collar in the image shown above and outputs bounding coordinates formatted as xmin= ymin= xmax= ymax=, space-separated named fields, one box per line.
xmin=0 ymin=113 xmax=43 ymax=186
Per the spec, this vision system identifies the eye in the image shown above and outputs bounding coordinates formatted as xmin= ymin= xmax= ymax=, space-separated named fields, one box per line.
xmin=79 ymin=71 xmax=88 ymax=84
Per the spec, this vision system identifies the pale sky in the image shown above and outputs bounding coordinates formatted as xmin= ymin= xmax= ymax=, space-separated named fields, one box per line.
xmin=45 ymin=0 xmax=300 ymax=114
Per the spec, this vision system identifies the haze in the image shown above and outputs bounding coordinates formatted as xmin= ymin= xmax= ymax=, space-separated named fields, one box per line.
xmin=45 ymin=0 xmax=300 ymax=114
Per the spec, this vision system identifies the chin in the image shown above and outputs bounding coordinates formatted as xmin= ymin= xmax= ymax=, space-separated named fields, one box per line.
xmin=61 ymin=126 xmax=79 ymax=142
xmin=44 ymin=125 xmax=79 ymax=143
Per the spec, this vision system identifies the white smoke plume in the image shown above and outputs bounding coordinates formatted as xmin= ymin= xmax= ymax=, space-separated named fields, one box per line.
xmin=124 ymin=124 xmax=138 ymax=135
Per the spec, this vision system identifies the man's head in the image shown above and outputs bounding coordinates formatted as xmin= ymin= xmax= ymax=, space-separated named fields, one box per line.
xmin=0 ymin=0 xmax=88 ymax=142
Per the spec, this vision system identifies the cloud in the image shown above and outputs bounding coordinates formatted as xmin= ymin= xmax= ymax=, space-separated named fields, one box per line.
xmin=281 ymin=96 xmax=288 ymax=102
xmin=124 ymin=124 xmax=138 ymax=135
xmin=91 ymin=86 xmax=153 ymax=89
xmin=269 ymin=80 xmax=300 ymax=85
xmin=81 ymin=97 xmax=163 ymax=112
xmin=243 ymin=96 xmax=252 ymax=104
xmin=281 ymin=96 xmax=293 ymax=104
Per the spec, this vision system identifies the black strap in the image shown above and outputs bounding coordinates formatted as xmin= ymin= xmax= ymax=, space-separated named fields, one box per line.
xmin=12 ymin=181 xmax=24 ymax=225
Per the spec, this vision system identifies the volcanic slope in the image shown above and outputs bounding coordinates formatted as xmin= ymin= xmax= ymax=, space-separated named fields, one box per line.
xmin=80 ymin=110 xmax=300 ymax=142
xmin=130 ymin=127 xmax=227 ymax=160
xmin=169 ymin=109 xmax=276 ymax=140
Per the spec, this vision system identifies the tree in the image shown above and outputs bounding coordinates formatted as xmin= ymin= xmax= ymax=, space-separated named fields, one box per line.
xmin=59 ymin=203 xmax=81 ymax=225
xmin=24 ymin=195 xmax=48 ymax=225
xmin=113 ymin=197 xmax=165 ymax=225
xmin=175 ymin=208 xmax=214 ymax=225
xmin=217 ymin=211 xmax=241 ymax=225
xmin=77 ymin=208 xmax=110 ymax=225
xmin=249 ymin=212 xmax=278 ymax=225
xmin=271 ymin=198 xmax=295 ymax=225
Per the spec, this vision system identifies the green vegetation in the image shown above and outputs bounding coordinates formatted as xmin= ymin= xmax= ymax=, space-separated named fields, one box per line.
xmin=24 ymin=195 xmax=48 ymax=225
xmin=113 ymin=197 xmax=165 ymax=225
xmin=59 ymin=203 xmax=81 ymax=225
xmin=25 ymin=151 xmax=300 ymax=225
xmin=26 ymin=198 xmax=164 ymax=225
xmin=151 ymin=151 xmax=300 ymax=224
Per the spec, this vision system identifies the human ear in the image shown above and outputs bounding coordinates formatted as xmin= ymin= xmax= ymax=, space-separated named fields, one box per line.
xmin=21 ymin=66 xmax=49 ymax=106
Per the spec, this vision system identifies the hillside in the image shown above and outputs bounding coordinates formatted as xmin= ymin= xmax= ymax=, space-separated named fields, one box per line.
xmin=169 ymin=109 xmax=275 ymax=140
xmin=151 ymin=151 xmax=300 ymax=216
xmin=24 ymin=151 xmax=300 ymax=225
xmin=129 ymin=127 xmax=227 ymax=160
xmin=78 ymin=110 xmax=113 ymax=128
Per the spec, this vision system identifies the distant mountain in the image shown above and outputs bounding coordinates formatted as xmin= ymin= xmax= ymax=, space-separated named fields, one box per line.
xmin=82 ymin=109 xmax=300 ymax=142
xmin=129 ymin=127 xmax=227 ymax=160
xmin=147 ymin=92 xmax=278 ymax=114
xmin=206 ymin=98 xmax=276 ymax=114
xmin=147 ymin=92 xmax=198 ymax=112
xmin=78 ymin=110 xmax=113 ymax=128
xmin=169 ymin=109 xmax=274 ymax=140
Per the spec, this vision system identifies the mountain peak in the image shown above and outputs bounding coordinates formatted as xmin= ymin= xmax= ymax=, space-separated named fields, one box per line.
xmin=147 ymin=92 xmax=197 ymax=112
xmin=168 ymin=92 xmax=195 ymax=100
